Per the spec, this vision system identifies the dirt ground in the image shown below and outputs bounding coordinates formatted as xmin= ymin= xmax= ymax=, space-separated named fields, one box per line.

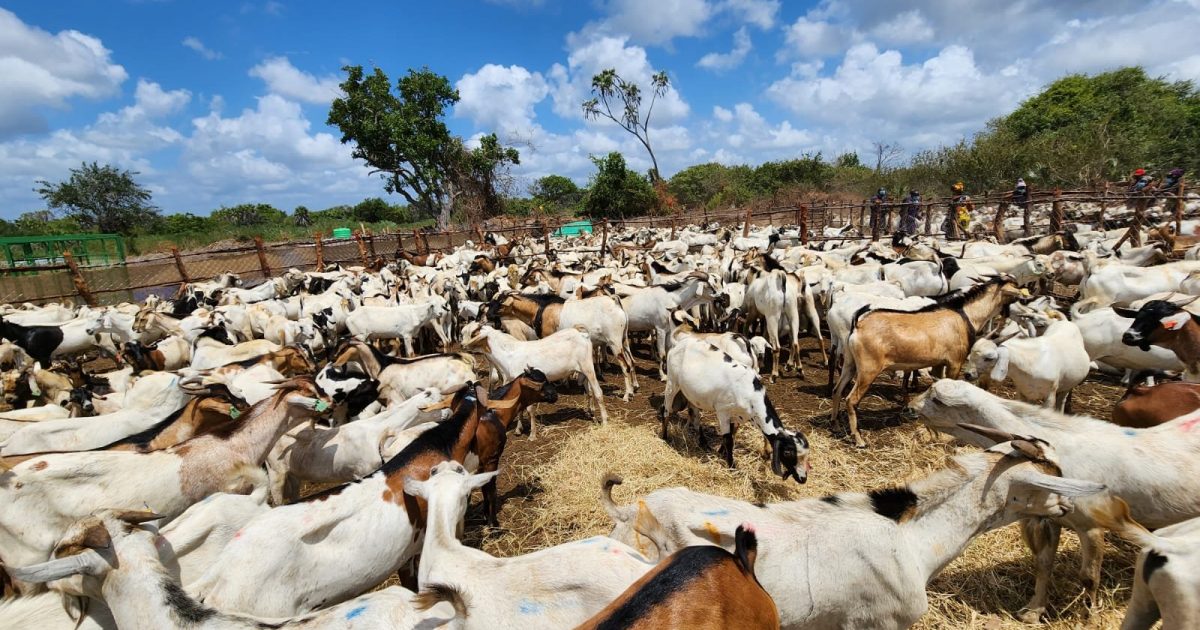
xmin=442 ymin=337 xmax=1135 ymax=630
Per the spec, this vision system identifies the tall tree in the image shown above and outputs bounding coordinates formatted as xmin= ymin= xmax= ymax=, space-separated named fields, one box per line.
xmin=582 ymin=69 xmax=671 ymax=182
xmin=582 ymin=152 xmax=656 ymax=220
xmin=35 ymin=162 xmax=160 ymax=235
xmin=328 ymin=65 xmax=461 ymax=227
xmin=447 ymin=133 xmax=520 ymax=225
xmin=530 ymin=174 xmax=582 ymax=211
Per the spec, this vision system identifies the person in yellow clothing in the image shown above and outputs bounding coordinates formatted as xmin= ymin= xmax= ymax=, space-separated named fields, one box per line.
xmin=946 ymin=181 xmax=973 ymax=237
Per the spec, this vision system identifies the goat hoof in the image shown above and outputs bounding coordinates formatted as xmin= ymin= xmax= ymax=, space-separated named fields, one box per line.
xmin=898 ymin=408 xmax=918 ymax=421
xmin=853 ymin=438 xmax=868 ymax=449
xmin=1017 ymin=607 xmax=1044 ymax=624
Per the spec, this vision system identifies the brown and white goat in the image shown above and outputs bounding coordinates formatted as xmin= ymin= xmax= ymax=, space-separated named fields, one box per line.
xmin=1120 ymin=299 xmax=1200 ymax=381
xmin=1113 ymin=381 xmax=1200 ymax=428
xmin=576 ymin=525 xmax=779 ymax=630
xmin=830 ymin=276 xmax=1025 ymax=447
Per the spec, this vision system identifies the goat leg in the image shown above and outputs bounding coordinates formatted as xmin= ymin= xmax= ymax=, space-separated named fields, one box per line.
xmin=1018 ymin=517 xmax=1062 ymax=623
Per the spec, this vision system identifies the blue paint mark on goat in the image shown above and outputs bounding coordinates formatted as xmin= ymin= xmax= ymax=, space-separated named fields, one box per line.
xmin=345 ymin=605 xmax=367 ymax=620
xmin=518 ymin=599 xmax=544 ymax=615
xmin=1124 ymin=429 xmax=1137 ymax=437
xmin=701 ymin=509 xmax=730 ymax=516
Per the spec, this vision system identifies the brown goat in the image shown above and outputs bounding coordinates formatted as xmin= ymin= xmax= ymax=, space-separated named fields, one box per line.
xmin=831 ymin=277 xmax=1024 ymax=447
xmin=575 ymin=525 xmax=779 ymax=630
xmin=1113 ymin=381 xmax=1200 ymax=428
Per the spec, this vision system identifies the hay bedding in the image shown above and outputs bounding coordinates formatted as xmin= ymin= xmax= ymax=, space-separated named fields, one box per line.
xmin=443 ymin=342 xmax=1135 ymax=628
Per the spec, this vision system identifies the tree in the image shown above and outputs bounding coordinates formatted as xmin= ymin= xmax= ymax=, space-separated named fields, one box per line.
xmin=352 ymin=198 xmax=391 ymax=223
xmin=293 ymin=206 xmax=312 ymax=227
xmin=871 ymin=141 xmax=904 ymax=173
xmin=582 ymin=69 xmax=671 ymax=182
xmin=161 ymin=213 xmax=214 ymax=233
xmin=447 ymin=133 xmax=520 ymax=225
xmin=328 ymin=66 xmax=464 ymax=228
xmin=529 ymin=174 xmax=582 ymax=211
xmin=35 ymin=162 xmax=160 ymax=235
xmin=582 ymin=152 xmax=656 ymax=220
xmin=211 ymin=203 xmax=285 ymax=227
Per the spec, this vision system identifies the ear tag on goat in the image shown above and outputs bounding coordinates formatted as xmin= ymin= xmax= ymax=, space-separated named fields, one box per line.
xmin=313 ymin=399 xmax=330 ymax=412
xmin=228 ymin=407 xmax=240 ymax=420
xmin=1162 ymin=311 xmax=1191 ymax=331
xmin=1019 ymin=288 xmax=1030 ymax=297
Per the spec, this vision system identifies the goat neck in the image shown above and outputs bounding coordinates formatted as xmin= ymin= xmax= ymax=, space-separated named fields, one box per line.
xmin=959 ymin=283 xmax=1017 ymax=331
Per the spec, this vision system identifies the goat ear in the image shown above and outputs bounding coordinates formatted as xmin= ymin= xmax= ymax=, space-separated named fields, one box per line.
xmin=1111 ymin=305 xmax=1139 ymax=319
xmin=7 ymin=551 xmax=108 ymax=583
xmin=1009 ymin=439 xmax=1047 ymax=462
xmin=468 ymin=471 xmax=499 ymax=491
xmin=956 ymin=423 xmax=1017 ymax=444
xmin=1161 ymin=311 xmax=1191 ymax=331
xmin=403 ymin=476 xmax=429 ymax=498
xmin=1012 ymin=469 xmax=1106 ymax=498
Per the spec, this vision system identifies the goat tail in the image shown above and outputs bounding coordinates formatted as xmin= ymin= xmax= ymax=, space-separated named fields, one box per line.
xmin=734 ymin=524 xmax=759 ymax=577
xmin=600 ymin=473 xmax=635 ymax=525
xmin=413 ymin=583 xmax=469 ymax=620
xmin=1084 ymin=496 xmax=1182 ymax=553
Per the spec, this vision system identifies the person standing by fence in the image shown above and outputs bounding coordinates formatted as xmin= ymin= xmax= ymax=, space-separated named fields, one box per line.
xmin=870 ymin=188 xmax=888 ymax=234
xmin=946 ymin=181 xmax=974 ymax=238
xmin=1156 ymin=168 xmax=1185 ymax=212
xmin=899 ymin=189 xmax=921 ymax=235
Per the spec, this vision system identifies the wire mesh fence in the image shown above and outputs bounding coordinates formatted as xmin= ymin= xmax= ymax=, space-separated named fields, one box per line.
xmin=0 ymin=184 xmax=1192 ymax=306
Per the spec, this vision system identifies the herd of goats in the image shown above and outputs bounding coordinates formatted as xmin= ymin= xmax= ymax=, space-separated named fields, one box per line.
xmin=4 ymin=198 xmax=1200 ymax=629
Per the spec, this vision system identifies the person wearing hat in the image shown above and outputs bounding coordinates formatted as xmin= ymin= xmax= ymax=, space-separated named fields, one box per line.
xmin=870 ymin=187 xmax=889 ymax=234
xmin=1157 ymin=168 xmax=1185 ymax=212
xmin=1130 ymin=168 xmax=1153 ymax=194
xmin=946 ymin=181 xmax=973 ymax=238
xmin=900 ymin=188 xmax=921 ymax=235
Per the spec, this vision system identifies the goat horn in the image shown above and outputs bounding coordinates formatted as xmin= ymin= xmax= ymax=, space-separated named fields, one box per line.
xmin=956 ymin=423 xmax=1018 ymax=444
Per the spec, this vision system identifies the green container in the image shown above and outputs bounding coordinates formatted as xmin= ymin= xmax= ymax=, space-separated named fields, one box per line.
xmin=332 ymin=227 xmax=352 ymax=239
xmin=555 ymin=219 xmax=593 ymax=237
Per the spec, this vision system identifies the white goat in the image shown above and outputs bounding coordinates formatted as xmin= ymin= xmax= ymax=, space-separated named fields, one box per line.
xmin=962 ymin=320 xmax=1091 ymax=410
xmin=345 ymin=301 xmax=448 ymax=355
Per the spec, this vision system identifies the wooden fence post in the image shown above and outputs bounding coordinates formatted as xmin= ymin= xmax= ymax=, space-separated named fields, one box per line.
xmin=1098 ymin=182 xmax=1109 ymax=228
xmin=366 ymin=233 xmax=377 ymax=258
xmin=1023 ymin=191 xmax=1032 ymax=237
xmin=670 ymin=214 xmax=677 ymax=240
xmin=1050 ymin=188 xmax=1063 ymax=233
xmin=870 ymin=201 xmax=880 ymax=242
xmin=601 ymin=220 xmax=609 ymax=258
xmin=543 ymin=221 xmax=553 ymax=261
xmin=253 ymin=237 xmax=271 ymax=278
xmin=170 ymin=246 xmax=190 ymax=283
xmin=474 ymin=224 xmax=485 ymax=244
xmin=353 ymin=232 xmax=370 ymax=267
xmin=62 ymin=251 xmax=96 ymax=307
xmin=313 ymin=234 xmax=325 ymax=271
xmin=743 ymin=206 xmax=753 ymax=237
xmin=993 ymin=201 xmax=1009 ymax=243
xmin=924 ymin=198 xmax=934 ymax=235
xmin=1176 ymin=177 xmax=1187 ymax=239
xmin=799 ymin=205 xmax=808 ymax=246
xmin=1113 ymin=195 xmax=1149 ymax=251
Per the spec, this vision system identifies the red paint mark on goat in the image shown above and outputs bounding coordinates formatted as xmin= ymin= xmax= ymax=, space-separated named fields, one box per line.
xmin=233 ymin=529 xmax=243 ymax=540
xmin=30 ymin=460 xmax=47 ymax=471
xmin=1181 ymin=416 xmax=1200 ymax=432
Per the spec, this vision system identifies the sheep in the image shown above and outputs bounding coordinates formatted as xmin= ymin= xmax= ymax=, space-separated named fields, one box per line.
xmin=0 ymin=377 xmax=330 ymax=588
xmin=601 ymin=431 xmax=1105 ymax=629
xmin=830 ymin=276 xmax=1025 ymax=447
xmin=1088 ymin=497 xmax=1200 ymax=630
xmin=190 ymin=388 xmax=488 ymax=617
xmin=264 ymin=387 xmax=444 ymax=504
xmin=7 ymin=510 xmax=462 ymax=630
xmin=576 ymin=524 xmax=778 ymax=630
xmin=402 ymin=461 xmax=657 ymax=630
xmin=660 ymin=340 xmax=809 ymax=483
xmin=466 ymin=324 xmax=605 ymax=438
xmin=1119 ymin=299 xmax=1200 ymax=381
xmin=908 ymin=379 xmax=1200 ymax=622
xmin=961 ymin=320 xmax=1091 ymax=410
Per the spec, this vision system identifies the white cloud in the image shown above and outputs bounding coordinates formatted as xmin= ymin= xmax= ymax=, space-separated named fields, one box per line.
xmin=778 ymin=16 xmax=853 ymax=59
xmin=719 ymin=0 xmax=779 ymax=29
xmin=712 ymin=105 xmax=733 ymax=122
xmin=0 ymin=8 xmax=127 ymax=137
xmin=181 ymin=36 xmax=221 ymax=60
xmin=711 ymin=102 xmax=814 ymax=151
xmin=869 ymin=10 xmax=933 ymax=45
xmin=592 ymin=0 xmax=713 ymax=46
xmin=455 ymin=64 xmax=549 ymax=134
xmin=248 ymin=56 xmax=341 ymax=105
xmin=697 ymin=27 xmax=751 ymax=72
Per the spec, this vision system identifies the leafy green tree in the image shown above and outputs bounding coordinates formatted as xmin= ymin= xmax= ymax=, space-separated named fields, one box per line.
xmin=529 ymin=174 xmax=582 ymax=211
xmin=448 ymin=133 xmax=520 ymax=222
xmin=35 ymin=162 xmax=160 ymax=235
xmin=582 ymin=69 xmax=671 ymax=182
xmin=352 ymin=198 xmax=391 ymax=223
xmin=211 ymin=203 xmax=285 ymax=227
xmin=13 ymin=210 xmax=82 ymax=236
xmin=328 ymin=65 xmax=463 ymax=227
xmin=582 ymin=152 xmax=656 ymax=219
xmin=161 ymin=213 xmax=214 ymax=233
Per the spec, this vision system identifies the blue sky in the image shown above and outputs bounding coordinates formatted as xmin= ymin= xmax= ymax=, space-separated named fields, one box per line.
xmin=0 ymin=0 xmax=1198 ymax=219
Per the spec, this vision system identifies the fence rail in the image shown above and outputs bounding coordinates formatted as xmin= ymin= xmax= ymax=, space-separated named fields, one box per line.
xmin=0 ymin=183 xmax=1191 ymax=306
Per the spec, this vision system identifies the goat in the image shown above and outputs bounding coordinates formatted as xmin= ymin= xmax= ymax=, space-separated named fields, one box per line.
xmin=189 ymin=326 xmax=280 ymax=371
xmin=402 ymin=461 xmax=657 ymax=630
xmin=660 ymin=340 xmax=809 ymax=483
xmin=8 ymin=510 xmax=462 ymax=630
xmin=0 ymin=377 xmax=330 ymax=588
xmin=831 ymin=276 xmax=1025 ymax=447
xmin=191 ymin=387 xmax=487 ymax=616
xmin=1088 ymin=497 xmax=1200 ymax=630
xmin=601 ymin=431 xmax=1104 ymax=629
xmin=1113 ymin=381 xmax=1200 ymax=428
xmin=575 ymin=525 xmax=778 ymax=630
xmin=489 ymin=292 xmax=637 ymax=400
xmin=962 ymin=320 xmax=1091 ymax=410
xmin=346 ymin=301 xmax=449 ymax=355
xmin=909 ymin=379 xmax=1200 ymax=622
xmin=465 ymin=324 xmax=605 ymax=438
xmin=616 ymin=272 xmax=718 ymax=378
xmin=1119 ymin=299 xmax=1200 ymax=381
xmin=327 ymin=340 xmax=475 ymax=402
xmin=0 ymin=312 xmax=108 ymax=367
xmin=264 ymin=387 xmax=444 ymax=504
xmin=120 ymin=337 xmax=190 ymax=372
xmin=1071 ymin=302 xmax=1184 ymax=378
